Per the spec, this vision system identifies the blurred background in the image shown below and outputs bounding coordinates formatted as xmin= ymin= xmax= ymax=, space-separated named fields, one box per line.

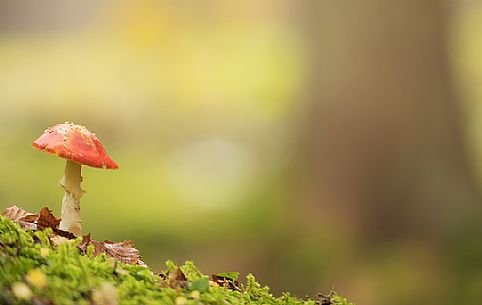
xmin=1 ymin=0 xmax=482 ymax=304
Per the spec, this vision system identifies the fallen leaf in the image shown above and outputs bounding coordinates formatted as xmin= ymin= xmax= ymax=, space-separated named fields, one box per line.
xmin=16 ymin=221 xmax=39 ymax=230
xmin=51 ymin=228 xmax=76 ymax=239
xmin=77 ymin=234 xmax=92 ymax=253
xmin=36 ymin=207 xmax=60 ymax=229
xmin=211 ymin=273 xmax=240 ymax=291
xmin=102 ymin=240 xmax=144 ymax=265
xmin=35 ymin=207 xmax=75 ymax=239
xmin=4 ymin=205 xmax=147 ymax=267
xmin=77 ymin=233 xmax=90 ymax=254
xmin=159 ymin=267 xmax=188 ymax=289
xmin=78 ymin=234 xmax=146 ymax=266
xmin=2 ymin=205 xmax=37 ymax=222
xmin=169 ymin=268 xmax=187 ymax=282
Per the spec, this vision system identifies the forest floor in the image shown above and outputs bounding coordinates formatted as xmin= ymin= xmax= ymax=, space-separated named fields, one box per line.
xmin=0 ymin=206 xmax=353 ymax=305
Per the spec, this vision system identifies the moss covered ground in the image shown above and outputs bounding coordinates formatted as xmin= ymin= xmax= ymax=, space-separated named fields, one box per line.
xmin=0 ymin=215 xmax=353 ymax=305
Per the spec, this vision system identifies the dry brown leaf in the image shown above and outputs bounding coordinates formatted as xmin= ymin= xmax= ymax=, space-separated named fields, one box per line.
xmin=159 ymin=268 xmax=188 ymax=289
xmin=2 ymin=205 xmax=37 ymax=222
xmin=102 ymin=240 xmax=142 ymax=265
xmin=78 ymin=234 xmax=145 ymax=266
xmin=169 ymin=268 xmax=187 ymax=282
xmin=52 ymin=228 xmax=76 ymax=239
xmin=211 ymin=274 xmax=241 ymax=291
xmin=78 ymin=234 xmax=93 ymax=253
xmin=16 ymin=221 xmax=39 ymax=230
xmin=36 ymin=207 xmax=61 ymax=229
xmin=33 ymin=207 xmax=75 ymax=239
xmin=3 ymin=205 xmax=147 ymax=267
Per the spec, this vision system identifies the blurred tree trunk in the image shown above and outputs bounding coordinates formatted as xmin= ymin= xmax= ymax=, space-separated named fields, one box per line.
xmin=298 ymin=0 xmax=481 ymax=240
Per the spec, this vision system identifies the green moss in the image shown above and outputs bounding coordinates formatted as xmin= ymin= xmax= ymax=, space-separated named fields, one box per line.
xmin=0 ymin=216 xmax=353 ymax=305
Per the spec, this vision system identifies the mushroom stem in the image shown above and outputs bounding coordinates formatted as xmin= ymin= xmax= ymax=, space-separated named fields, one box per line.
xmin=58 ymin=160 xmax=85 ymax=235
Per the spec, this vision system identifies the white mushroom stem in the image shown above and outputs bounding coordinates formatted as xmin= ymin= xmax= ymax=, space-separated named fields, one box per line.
xmin=58 ymin=160 xmax=85 ymax=236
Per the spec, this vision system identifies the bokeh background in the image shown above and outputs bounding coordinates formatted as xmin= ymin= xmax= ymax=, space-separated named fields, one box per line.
xmin=1 ymin=0 xmax=482 ymax=304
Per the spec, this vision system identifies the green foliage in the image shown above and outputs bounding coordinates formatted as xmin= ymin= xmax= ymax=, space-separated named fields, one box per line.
xmin=0 ymin=216 xmax=352 ymax=305
xmin=215 ymin=272 xmax=240 ymax=281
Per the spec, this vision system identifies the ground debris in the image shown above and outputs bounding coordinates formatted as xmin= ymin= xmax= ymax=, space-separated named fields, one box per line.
xmin=318 ymin=290 xmax=344 ymax=305
xmin=211 ymin=273 xmax=241 ymax=291
xmin=78 ymin=234 xmax=146 ymax=266
xmin=2 ymin=205 xmax=37 ymax=222
xmin=158 ymin=266 xmax=189 ymax=289
xmin=36 ymin=207 xmax=60 ymax=229
xmin=1 ymin=205 xmax=145 ymax=266
xmin=0 ymin=206 xmax=353 ymax=305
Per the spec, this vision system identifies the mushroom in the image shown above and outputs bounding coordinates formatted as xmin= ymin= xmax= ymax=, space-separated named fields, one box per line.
xmin=32 ymin=122 xmax=118 ymax=236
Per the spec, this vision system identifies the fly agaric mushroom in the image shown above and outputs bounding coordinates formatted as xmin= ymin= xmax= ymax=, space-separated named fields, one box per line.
xmin=32 ymin=122 xmax=118 ymax=235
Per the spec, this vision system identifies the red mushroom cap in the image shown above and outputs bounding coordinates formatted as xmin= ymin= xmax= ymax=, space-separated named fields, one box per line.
xmin=32 ymin=122 xmax=119 ymax=169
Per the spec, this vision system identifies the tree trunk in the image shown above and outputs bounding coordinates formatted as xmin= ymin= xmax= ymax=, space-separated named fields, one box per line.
xmin=298 ymin=0 xmax=481 ymax=240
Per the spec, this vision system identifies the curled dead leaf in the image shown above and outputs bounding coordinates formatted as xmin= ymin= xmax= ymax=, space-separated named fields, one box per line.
xmin=35 ymin=207 xmax=75 ymax=239
xmin=169 ymin=268 xmax=187 ymax=282
xmin=159 ymin=267 xmax=189 ymax=289
xmin=78 ymin=234 xmax=146 ymax=266
xmin=78 ymin=234 xmax=92 ymax=253
xmin=36 ymin=207 xmax=61 ymax=229
xmin=16 ymin=221 xmax=38 ymax=230
xmin=3 ymin=205 xmax=146 ymax=267
xmin=2 ymin=205 xmax=37 ymax=222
